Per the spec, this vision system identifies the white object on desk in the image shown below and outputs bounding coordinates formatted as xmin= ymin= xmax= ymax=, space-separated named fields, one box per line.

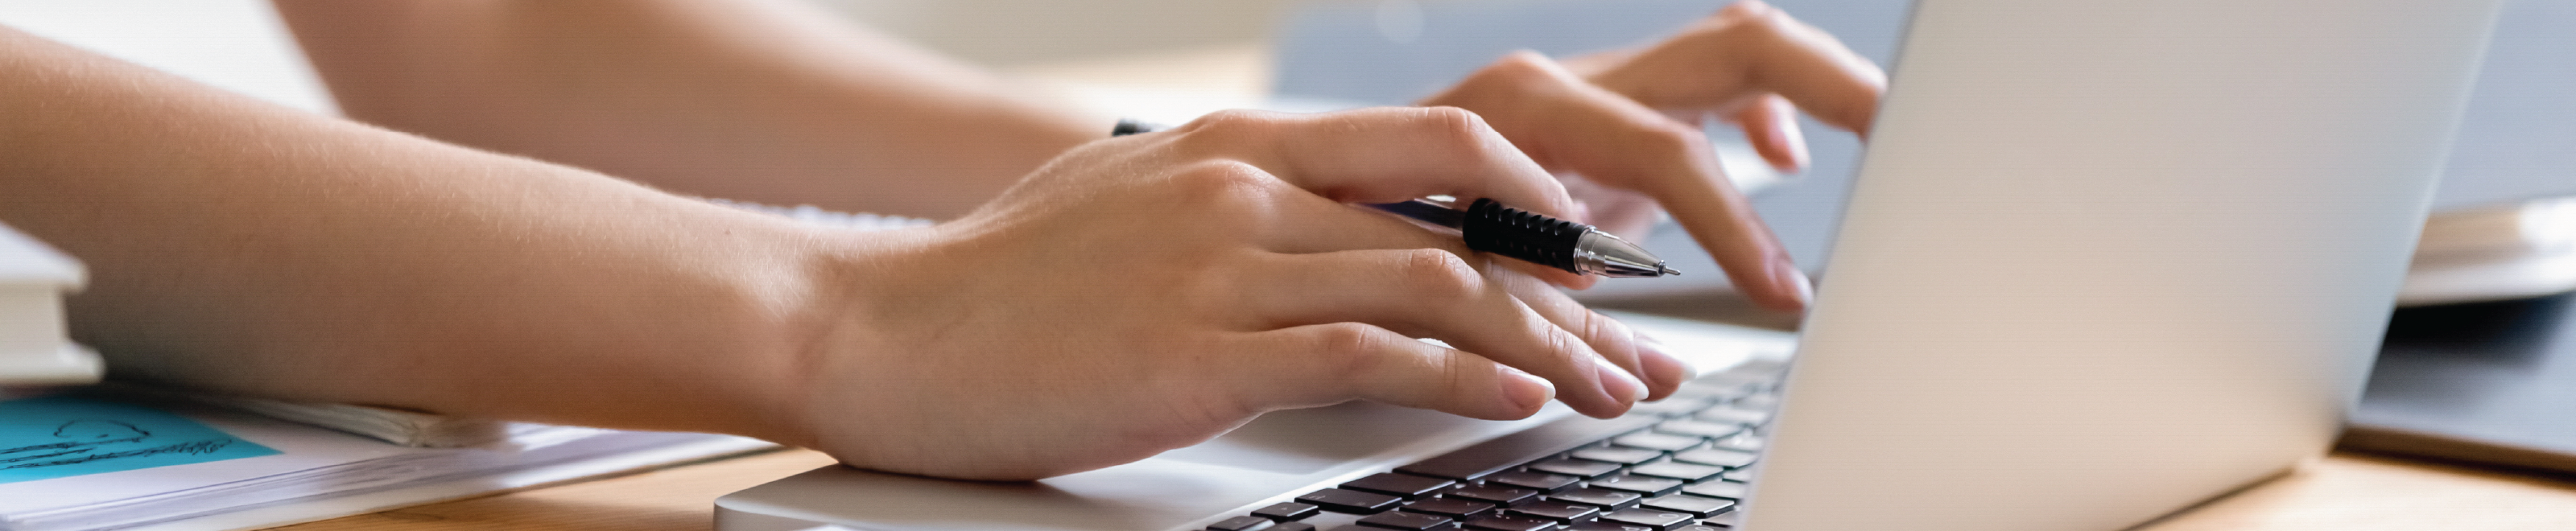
xmin=2399 ymin=196 xmax=2576 ymax=306
xmin=0 ymin=392 xmax=773 ymax=531
xmin=0 ymin=223 xmax=99 ymax=386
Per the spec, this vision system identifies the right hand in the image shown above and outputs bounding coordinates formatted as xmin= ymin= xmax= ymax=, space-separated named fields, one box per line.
xmin=779 ymin=108 xmax=1688 ymax=480
xmin=1421 ymin=0 xmax=1886 ymax=311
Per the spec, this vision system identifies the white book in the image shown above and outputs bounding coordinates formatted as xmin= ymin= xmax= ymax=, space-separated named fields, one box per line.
xmin=0 ymin=390 xmax=773 ymax=531
xmin=0 ymin=223 xmax=99 ymax=386
xmin=2401 ymin=196 xmax=2576 ymax=307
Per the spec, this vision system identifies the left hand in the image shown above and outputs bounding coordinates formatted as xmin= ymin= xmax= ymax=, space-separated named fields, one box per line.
xmin=1421 ymin=0 xmax=1885 ymax=312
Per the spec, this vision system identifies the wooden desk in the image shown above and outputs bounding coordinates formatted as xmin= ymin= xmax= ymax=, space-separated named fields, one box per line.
xmin=276 ymin=447 xmax=2576 ymax=530
xmin=279 ymin=43 xmax=2576 ymax=531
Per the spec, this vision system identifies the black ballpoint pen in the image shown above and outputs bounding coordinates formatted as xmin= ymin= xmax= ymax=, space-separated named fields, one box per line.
xmin=1111 ymin=118 xmax=1677 ymax=278
xmin=1368 ymin=198 xmax=1678 ymax=278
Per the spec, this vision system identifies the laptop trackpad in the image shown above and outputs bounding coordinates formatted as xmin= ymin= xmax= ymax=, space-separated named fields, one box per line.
xmin=1153 ymin=401 xmax=1542 ymax=475
xmin=715 ymin=401 xmax=1565 ymax=531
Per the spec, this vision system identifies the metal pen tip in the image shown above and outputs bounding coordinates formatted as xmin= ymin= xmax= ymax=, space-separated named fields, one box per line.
xmin=1573 ymin=229 xmax=1678 ymax=278
xmin=1659 ymin=265 xmax=1680 ymax=276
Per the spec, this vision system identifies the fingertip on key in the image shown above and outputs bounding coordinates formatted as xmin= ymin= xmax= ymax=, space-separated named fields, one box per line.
xmin=1500 ymin=365 xmax=1555 ymax=416
xmin=1637 ymin=340 xmax=1692 ymax=401
xmin=1594 ymin=356 xmax=1648 ymax=412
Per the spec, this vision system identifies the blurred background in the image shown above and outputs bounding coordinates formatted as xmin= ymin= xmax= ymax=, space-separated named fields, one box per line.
xmin=808 ymin=0 xmax=1299 ymax=65
xmin=0 ymin=0 xmax=1311 ymax=115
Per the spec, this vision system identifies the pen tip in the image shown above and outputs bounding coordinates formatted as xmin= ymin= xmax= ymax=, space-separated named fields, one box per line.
xmin=1660 ymin=266 xmax=1681 ymax=277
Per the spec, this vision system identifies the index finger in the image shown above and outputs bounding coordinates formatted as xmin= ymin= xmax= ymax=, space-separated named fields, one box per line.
xmin=1166 ymin=108 xmax=1579 ymax=221
xmin=1161 ymin=108 xmax=1598 ymax=287
xmin=1584 ymin=0 xmax=1887 ymax=134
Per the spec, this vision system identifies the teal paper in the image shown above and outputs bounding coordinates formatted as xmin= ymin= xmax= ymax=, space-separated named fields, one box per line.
xmin=0 ymin=396 xmax=279 ymax=484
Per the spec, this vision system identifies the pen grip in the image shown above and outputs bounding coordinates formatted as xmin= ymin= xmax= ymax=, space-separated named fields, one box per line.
xmin=1462 ymin=198 xmax=1586 ymax=274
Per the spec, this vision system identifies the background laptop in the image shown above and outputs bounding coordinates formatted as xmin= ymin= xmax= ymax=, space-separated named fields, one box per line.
xmin=1280 ymin=0 xmax=2576 ymax=479
xmin=714 ymin=1 xmax=2504 ymax=529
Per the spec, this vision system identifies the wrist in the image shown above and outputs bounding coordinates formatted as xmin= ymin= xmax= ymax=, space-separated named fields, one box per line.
xmin=748 ymin=223 xmax=949 ymax=451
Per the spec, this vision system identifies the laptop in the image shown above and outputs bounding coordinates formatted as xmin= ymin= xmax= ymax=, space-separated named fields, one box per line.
xmin=713 ymin=0 xmax=2505 ymax=529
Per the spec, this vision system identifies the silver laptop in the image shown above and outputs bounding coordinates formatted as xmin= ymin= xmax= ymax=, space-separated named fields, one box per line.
xmin=714 ymin=1 xmax=2504 ymax=529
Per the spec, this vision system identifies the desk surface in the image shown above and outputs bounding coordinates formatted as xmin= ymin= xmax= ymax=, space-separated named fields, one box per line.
xmin=274 ymin=448 xmax=2576 ymax=531
xmin=275 ymin=42 xmax=2576 ymax=531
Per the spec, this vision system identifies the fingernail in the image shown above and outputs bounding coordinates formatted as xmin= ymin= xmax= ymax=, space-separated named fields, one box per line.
xmin=1776 ymin=117 xmax=1811 ymax=171
xmin=1770 ymin=258 xmax=1814 ymax=310
xmin=1500 ymin=366 xmax=1555 ymax=414
xmin=1635 ymin=332 xmax=1695 ymax=387
xmin=1595 ymin=356 xmax=1648 ymax=405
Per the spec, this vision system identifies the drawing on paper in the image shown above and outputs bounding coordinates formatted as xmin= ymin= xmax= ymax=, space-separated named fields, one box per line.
xmin=0 ymin=396 xmax=280 ymax=484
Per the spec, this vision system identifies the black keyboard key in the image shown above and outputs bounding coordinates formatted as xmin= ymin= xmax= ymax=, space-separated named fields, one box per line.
xmin=1568 ymin=522 xmax=1653 ymax=531
xmin=1344 ymin=473 xmax=1457 ymax=499
xmin=1300 ymin=488 xmax=1403 ymax=514
xmin=1627 ymin=462 xmax=1726 ymax=483
xmin=1568 ymin=447 xmax=1662 ymax=465
xmin=1589 ymin=475 xmax=1684 ymax=497
xmin=1525 ymin=458 xmax=1622 ymax=479
xmin=1486 ymin=471 xmax=1582 ymax=492
xmin=1358 ymin=511 xmax=1456 ymax=530
xmin=1445 ymin=484 xmax=1541 ymax=506
xmin=1400 ymin=416 xmax=1660 ymax=480
xmin=1692 ymin=407 xmax=1771 ymax=426
xmin=1402 ymin=498 xmax=1497 ymax=519
xmin=1548 ymin=488 xmax=1643 ymax=510
xmin=1611 ymin=433 xmax=1703 ymax=452
xmin=1709 ymin=434 xmax=1763 ymax=453
xmin=1209 ymin=516 xmax=1278 ymax=530
xmin=1461 ymin=516 xmax=1559 ymax=531
xmin=1669 ymin=449 xmax=1757 ymax=468
xmin=1653 ymin=420 xmax=1743 ymax=440
xmin=1600 ymin=508 xmax=1696 ymax=530
xmin=1506 ymin=500 xmax=1600 ymax=522
xmin=1640 ymin=495 xmax=1736 ymax=517
xmin=1680 ymin=481 xmax=1748 ymax=500
xmin=1255 ymin=502 xmax=1323 ymax=521
xmin=1271 ymin=524 xmax=1318 ymax=531
xmin=1703 ymin=512 xmax=1744 ymax=527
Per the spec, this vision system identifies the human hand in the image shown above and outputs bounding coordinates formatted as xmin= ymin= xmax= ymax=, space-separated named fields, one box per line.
xmin=1421 ymin=0 xmax=1886 ymax=312
xmin=781 ymin=108 xmax=1688 ymax=480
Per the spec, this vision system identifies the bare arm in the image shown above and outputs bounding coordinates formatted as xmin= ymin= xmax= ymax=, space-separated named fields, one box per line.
xmin=0 ymin=24 xmax=1678 ymax=480
xmin=271 ymin=0 xmax=1104 ymax=220
xmin=0 ymin=25 xmax=823 ymax=437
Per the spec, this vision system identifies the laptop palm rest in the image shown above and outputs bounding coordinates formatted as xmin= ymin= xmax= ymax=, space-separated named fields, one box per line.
xmin=716 ymin=401 xmax=1572 ymax=531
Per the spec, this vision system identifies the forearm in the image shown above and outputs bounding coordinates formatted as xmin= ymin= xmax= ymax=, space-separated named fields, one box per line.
xmin=0 ymin=26 xmax=833 ymax=438
xmin=274 ymin=0 xmax=1102 ymax=220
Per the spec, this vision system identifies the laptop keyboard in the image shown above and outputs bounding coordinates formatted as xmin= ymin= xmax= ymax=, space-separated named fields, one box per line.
xmin=1204 ymin=359 xmax=1788 ymax=531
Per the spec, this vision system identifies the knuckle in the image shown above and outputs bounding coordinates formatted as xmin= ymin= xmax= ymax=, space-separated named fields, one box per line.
xmin=1394 ymin=249 xmax=1486 ymax=303
xmin=1167 ymin=159 xmax=1275 ymax=203
xmin=1181 ymin=109 xmax=1281 ymax=140
xmin=1579 ymin=310 xmax=1610 ymax=344
xmin=1418 ymin=105 xmax=1493 ymax=144
xmin=1434 ymin=355 xmax=1476 ymax=407
xmin=1546 ymin=327 xmax=1588 ymax=368
xmin=1475 ymin=51 xmax=1556 ymax=84
xmin=1413 ymin=106 xmax=1507 ymax=167
xmin=1723 ymin=6 xmax=1795 ymax=43
xmin=1308 ymin=323 xmax=1392 ymax=376
xmin=1637 ymin=121 xmax=1712 ymax=159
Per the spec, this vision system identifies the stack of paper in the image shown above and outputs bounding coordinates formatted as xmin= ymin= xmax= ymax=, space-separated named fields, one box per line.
xmin=0 ymin=392 xmax=772 ymax=531
xmin=113 ymin=386 xmax=606 ymax=451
